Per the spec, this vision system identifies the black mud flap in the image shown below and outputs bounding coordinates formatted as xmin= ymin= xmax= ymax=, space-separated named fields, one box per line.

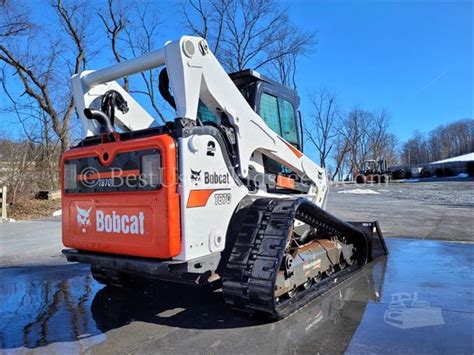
xmin=348 ymin=221 xmax=388 ymax=261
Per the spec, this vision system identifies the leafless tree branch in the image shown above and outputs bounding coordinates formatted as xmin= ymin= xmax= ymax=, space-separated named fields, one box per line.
xmin=97 ymin=0 xmax=130 ymax=91
xmin=181 ymin=0 xmax=315 ymax=85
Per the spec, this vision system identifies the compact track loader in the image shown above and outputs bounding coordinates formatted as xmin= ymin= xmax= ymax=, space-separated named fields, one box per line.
xmin=61 ymin=36 xmax=387 ymax=319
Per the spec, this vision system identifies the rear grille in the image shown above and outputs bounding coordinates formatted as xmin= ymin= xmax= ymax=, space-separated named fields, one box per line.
xmin=64 ymin=148 xmax=161 ymax=194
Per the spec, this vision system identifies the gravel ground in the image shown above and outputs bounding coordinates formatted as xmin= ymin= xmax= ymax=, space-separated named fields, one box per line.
xmin=327 ymin=181 xmax=474 ymax=242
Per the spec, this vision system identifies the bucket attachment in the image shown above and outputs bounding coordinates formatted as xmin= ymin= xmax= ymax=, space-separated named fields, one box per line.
xmin=348 ymin=221 xmax=388 ymax=261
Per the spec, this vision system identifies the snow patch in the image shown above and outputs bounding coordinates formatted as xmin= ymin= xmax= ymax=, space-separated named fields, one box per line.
xmin=398 ymin=178 xmax=420 ymax=183
xmin=337 ymin=189 xmax=380 ymax=195
xmin=430 ymin=152 xmax=474 ymax=164
xmin=52 ymin=209 xmax=62 ymax=217
xmin=455 ymin=173 xmax=469 ymax=178
xmin=1 ymin=218 xmax=16 ymax=223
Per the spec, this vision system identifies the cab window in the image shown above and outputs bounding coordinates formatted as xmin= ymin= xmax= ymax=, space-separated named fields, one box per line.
xmin=278 ymin=98 xmax=298 ymax=144
xmin=197 ymin=100 xmax=219 ymax=124
xmin=259 ymin=93 xmax=298 ymax=145
xmin=259 ymin=93 xmax=282 ymax=135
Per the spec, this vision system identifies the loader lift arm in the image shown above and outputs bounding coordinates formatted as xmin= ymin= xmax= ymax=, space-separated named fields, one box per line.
xmin=72 ymin=36 xmax=328 ymax=205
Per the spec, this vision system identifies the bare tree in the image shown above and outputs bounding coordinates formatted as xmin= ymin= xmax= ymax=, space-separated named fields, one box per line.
xmin=331 ymin=135 xmax=351 ymax=181
xmin=305 ymin=90 xmax=340 ymax=169
xmin=123 ymin=2 xmax=168 ymax=123
xmin=401 ymin=132 xmax=429 ymax=165
xmin=0 ymin=137 xmax=40 ymax=204
xmin=181 ymin=0 xmax=315 ymax=86
xmin=342 ymin=109 xmax=371 ymax=176
xmin=330 ymin=108 xmax=398 ymax=180
xmin=401 ymin=118 xmax=474 ymax=164
xmin=181 ymin=0 xmax=228 ymax=56
xmin=97 ymin=0 xmax=130 ymax=91
xmin=0 ymin=0 xmax=89 ymax=152
xmin=0 ymin=1 xmax=32 ymax=38
xmin=1 ymin=0 xmax=174 ymax=166
xmin=267 ymin=26 xmax=315 ymax=89
xmin=368 ymin=110 xmax=398 ymax=166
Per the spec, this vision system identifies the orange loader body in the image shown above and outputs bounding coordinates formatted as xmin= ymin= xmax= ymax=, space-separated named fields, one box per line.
xmin=61 ymin=133 xmax=181 ymax=259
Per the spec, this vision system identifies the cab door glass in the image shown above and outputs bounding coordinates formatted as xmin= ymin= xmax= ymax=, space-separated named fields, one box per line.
xmin=278 ymin=98 xmax=298 ymax=144
xmin=259 ymin=93 xmax=282 ymax=136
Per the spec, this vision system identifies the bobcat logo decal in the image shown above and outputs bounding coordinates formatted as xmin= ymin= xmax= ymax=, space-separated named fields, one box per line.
xmin=76 ymin=205 xmax=92 ymax=233
xmin=190 ymin=169 xmax=201 ymax=185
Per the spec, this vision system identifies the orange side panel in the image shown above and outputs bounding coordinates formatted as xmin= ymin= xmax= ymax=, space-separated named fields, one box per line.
xmin=61 ymin=134 xmax=181 ymax=259
xmin=276 ymin=175 xmax=296 ymax=189
xmin=186 ymin=189 xmax=219 ymax=208
xmin=280 ymin=138 xmax=304 ymax=158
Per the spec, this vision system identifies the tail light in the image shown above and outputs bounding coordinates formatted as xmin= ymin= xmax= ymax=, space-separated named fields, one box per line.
xmin=141 ymin=153 xmax=162 ymax=187
xmin=64 ymin=163 xmax=77 ymax=190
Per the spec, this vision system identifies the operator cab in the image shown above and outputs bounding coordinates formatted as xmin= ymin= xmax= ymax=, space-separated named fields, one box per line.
xmin=229 ymin=70 xmax=303 ymax=152
xmin=197 ymin=69 xmax=303 ymax=152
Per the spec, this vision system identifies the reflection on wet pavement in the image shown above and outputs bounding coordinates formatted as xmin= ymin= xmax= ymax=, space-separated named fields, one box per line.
xmin=0 ymin=265 xmax=104 ymax=352
xmin=0 ymin=239 xmax=473 ymax=354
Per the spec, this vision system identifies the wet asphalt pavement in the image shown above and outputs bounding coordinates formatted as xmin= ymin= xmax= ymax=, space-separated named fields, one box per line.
xmin=1 ymin=238 xmax=473 ymax=354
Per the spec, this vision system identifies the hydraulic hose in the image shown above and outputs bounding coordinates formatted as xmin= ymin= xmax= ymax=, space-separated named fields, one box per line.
xmin=84 ymin=108 xmax=115 ymax=134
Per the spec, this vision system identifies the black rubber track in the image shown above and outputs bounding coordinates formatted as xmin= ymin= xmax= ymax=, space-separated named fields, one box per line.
xmin=222 ymin=197 xmax=369 ymax=319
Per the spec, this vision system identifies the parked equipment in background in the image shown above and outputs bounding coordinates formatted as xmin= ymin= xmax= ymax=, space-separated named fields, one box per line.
xmin=355 ymin=159 xmax=391 ymax=184
xmin=60 ymin=36 xmax=387 ymax=319
xmin=35 ymin=190 xmax=61 ymax=200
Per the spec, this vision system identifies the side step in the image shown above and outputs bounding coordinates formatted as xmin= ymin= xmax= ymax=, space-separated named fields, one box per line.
xmin=348 ymin=221 xmax=388 ymax=261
